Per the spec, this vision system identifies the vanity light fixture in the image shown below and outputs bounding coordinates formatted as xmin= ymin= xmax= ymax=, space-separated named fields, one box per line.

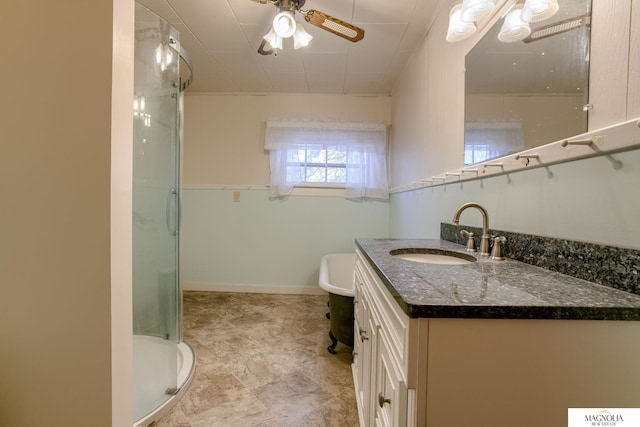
xmin=498 ymin=4 xmax=531 ymax=42
xmin=521 ymin=0 xmax=559 ymax=23
xmin=446 ymin=3 xmax=477 ymax=42
xmin=263 ymin=10 xmax=313 ymax=51
xmin=460 ymin=0 xmax=496 ymax=23
xmin=446 ymin=0 xmax=560 ymax=43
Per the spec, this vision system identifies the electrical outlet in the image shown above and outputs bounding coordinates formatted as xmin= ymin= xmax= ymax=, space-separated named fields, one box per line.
xmin=232 ymin=191 xmax=240 ymax=202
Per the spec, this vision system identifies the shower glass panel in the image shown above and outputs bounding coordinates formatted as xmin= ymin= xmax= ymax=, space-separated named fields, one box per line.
xmin=133 ymin=4 xmax=180 ymax=422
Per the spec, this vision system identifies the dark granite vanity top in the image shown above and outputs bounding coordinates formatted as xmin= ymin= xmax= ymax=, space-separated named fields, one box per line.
xmin=355 ymin=238 xmax=640 ymax=320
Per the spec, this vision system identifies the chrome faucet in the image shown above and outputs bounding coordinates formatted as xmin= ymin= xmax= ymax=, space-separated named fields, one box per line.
xmin=452 ymin=202 xmax=491 ymax=256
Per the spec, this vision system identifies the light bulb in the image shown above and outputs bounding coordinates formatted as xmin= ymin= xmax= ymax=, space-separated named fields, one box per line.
xmin=263 ymin=27 xmax=283 ymax=50
xmin=293 ymin=24 xmax=313 ymax=49
xmin=446 ymin=3 xmax=477 ymax=42
xmin=498 ymin=5 xmax=531 ymax=43
xmin=460 ymin=0 xmax=495 ymax=23
xmin=521 ymin=0 xmax=559 ymax=23
xmin=273 ymin=11 xmax=296 ymax=38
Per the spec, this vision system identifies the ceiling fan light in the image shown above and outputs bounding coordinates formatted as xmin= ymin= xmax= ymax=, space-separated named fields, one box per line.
xmin=521 ymin=0 xmax=559 ymax=23
xmin=263 ymin=27 xmax=283 ymax=50
xmin=498 ymin=5 xmax=531 ymax=42
xmin=293 ymin=24 xmax=313 ymax=49
xmin=460 ymin=0 xmax=495 ymax=23
xmin=446 ymin=3 xmax=477 ymax=42
xmin=273 ymin=11 xmax=297 ymax=38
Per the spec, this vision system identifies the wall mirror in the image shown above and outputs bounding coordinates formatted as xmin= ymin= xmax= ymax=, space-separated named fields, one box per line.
xmin=464 ymin=0 xmax=592 ymax=166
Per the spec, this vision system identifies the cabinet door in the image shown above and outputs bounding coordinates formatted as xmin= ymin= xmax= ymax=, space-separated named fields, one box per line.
xmin=375 ymin=331 xmax=407 ymax=427
xmin=353 ymin=266 xmax=373 ymax=425
xmin=353 ymin=312 xmax=365 ymax=417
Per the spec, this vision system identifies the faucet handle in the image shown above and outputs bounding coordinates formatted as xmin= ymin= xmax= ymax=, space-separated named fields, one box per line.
xmin=490 ymin=236 xmax=506 ymax=260
xmin=460 ymin=229 xmax=476 ymax=252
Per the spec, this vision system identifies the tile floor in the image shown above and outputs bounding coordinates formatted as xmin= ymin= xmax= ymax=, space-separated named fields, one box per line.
xmin=155 ymin=291 xmax=359 ymax=427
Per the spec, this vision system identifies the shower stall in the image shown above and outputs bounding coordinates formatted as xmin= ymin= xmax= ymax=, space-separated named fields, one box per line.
xmin=133 ymin=4 xmax=194 ymax=426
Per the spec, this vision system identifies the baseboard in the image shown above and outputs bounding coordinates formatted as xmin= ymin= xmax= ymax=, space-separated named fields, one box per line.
xmin=182 ymin=281 xmax=327 ymax=296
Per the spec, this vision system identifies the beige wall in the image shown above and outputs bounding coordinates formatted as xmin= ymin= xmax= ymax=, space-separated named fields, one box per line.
xmin=111 ymin=0 xmax=135 ymax=424
xmin=183 ymin=93 xmax=391 ymax=186
xmin=0 ymin=1 xmax=133 ymax=426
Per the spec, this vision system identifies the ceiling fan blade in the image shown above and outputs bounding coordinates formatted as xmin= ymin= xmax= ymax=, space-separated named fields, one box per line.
xmin=304 ymin=10 xmax=364 ymax=42
xmin=258 ymin=39 xmax=274 ymax=55
xmin=522 ymin=15 xmax=590 ymax=43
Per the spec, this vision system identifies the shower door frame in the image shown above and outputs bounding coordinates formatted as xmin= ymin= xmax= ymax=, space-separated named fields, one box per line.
xmin=132 ymin=4 xmax=182 ymax=422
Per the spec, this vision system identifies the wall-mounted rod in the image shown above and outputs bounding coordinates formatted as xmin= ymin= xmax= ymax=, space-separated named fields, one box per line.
xmin=446 ymin=172 xmax=461 ymax=177
xmin=483 ymin=163 xmax=504 ymax=168
xmin=462 ymin=169 xmax=479 ymax=175
xmin=515 ymin=154 xmax=539 ymax=160
xmin=561 ymin=139 xmax=593 ymax=147
xmin=432 ymin=176 xmax=446 ymax=181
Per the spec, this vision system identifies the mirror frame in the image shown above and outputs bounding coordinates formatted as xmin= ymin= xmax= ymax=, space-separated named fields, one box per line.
xmin=463 ymin=0 xmax=591 ymax=167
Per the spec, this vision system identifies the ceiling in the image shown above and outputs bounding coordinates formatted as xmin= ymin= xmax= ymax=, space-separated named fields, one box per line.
xmin=137 ymin=0 xmax=444 ymax=94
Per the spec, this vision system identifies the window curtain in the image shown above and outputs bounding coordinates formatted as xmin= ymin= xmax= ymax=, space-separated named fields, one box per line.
xmin=464 ymin=119 xmax=525 ymax=165
xmin=264 ymin=119 xmax=389 ymax=199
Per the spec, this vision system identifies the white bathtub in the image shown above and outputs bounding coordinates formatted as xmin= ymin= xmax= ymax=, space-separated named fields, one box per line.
xmin=319 ymin=253 xmax=356 ymax=297
xmin=319 ymin=253 xmax=356 ymax=353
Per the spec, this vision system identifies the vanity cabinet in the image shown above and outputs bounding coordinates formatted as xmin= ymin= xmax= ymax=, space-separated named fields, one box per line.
xmin=353 ymin=248 xmax=411 ymax=427
xmin=352 ymin=243 xmax=640 ymax=427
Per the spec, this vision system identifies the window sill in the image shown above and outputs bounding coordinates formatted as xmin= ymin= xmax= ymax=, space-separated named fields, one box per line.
xmin=291 ymin=186 xmax=345 ymax=197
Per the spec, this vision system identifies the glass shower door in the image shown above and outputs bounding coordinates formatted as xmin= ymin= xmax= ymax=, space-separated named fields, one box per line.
xmin=133 ymin=4 xmax=181 ymax=421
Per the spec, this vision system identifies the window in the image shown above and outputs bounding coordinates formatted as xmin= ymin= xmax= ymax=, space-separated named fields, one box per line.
xmin=287 ymin=144 xmax=348 ymax=185
xmin=464 ymin=120 xmax=525 ymax=166
xmin=265 ymin=119 xmax=388 ymax=199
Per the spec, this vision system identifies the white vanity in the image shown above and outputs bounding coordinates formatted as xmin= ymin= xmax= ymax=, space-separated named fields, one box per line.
xmin=352 ymin=238 xmax=640 ymax=427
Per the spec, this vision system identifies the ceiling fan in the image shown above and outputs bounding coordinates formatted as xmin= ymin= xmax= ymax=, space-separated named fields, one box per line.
xmin=251 ymin=0 xmax=365 ymax=55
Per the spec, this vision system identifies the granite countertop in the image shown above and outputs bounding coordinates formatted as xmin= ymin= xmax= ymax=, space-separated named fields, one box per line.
xmin=355 ymin=238 xmax=640 ymax=320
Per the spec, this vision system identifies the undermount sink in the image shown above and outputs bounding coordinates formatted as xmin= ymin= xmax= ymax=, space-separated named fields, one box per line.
xmin=390 ymin=248 xmax=476 ymax=265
